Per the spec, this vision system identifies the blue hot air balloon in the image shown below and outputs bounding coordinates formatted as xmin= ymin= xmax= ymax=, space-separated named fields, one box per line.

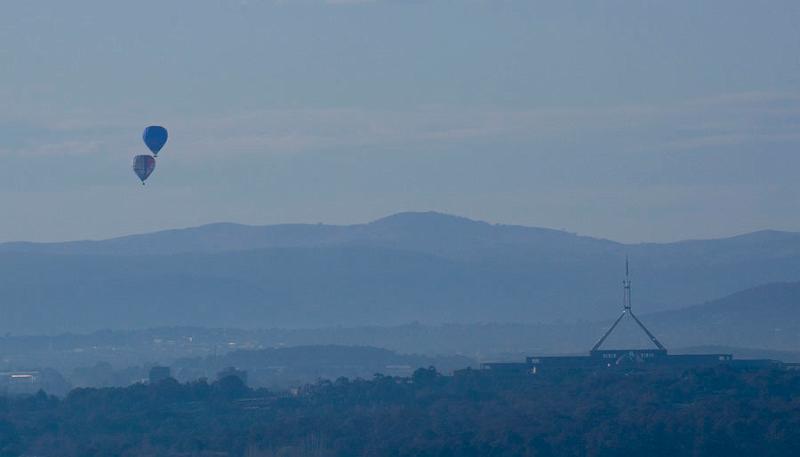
xmin=133 ymin=154 xmax=156 ymax=184
xmin=143 ymin=125 xmax=168 ymax=156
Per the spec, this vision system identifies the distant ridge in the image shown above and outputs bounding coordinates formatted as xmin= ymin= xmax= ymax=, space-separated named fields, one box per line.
xmin=0 ymin=211 xmax=608 ymax=257
xmin=0 ymin=211 xmax=799 ymax=334
xmin=1 ymin=211 xmax=798 ymax=257
xmin=650 ymin=281 xmax=800 ymax=350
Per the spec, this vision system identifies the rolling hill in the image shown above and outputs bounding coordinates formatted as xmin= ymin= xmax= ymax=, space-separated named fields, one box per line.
xmin=650 ymin=281 xmax=800 ymax=351
xmin=0 ymin=212 xmax=799 ymax=333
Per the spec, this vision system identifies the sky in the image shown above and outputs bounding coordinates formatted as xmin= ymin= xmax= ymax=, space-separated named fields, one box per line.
xmin=1 ymin=0 xmax=800 ymax=243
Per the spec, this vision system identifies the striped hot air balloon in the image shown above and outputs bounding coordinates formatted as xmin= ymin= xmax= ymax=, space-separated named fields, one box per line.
xmin=133 ymin=154 xmax=156 ymax=184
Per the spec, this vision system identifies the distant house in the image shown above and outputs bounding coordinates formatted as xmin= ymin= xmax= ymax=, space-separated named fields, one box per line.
xmin=482 ymin=261 xmax=779 ymax=374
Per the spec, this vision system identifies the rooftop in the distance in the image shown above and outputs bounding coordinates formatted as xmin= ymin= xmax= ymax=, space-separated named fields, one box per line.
xmin=481 ymin=259 xmax=783 ymax=374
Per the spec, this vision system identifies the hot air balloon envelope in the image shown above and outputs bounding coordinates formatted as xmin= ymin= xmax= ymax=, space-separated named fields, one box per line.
xmin=133 ymin=154 xmax=156 ymax=183
xmin=143 ymin=125 xmax=168 ymax=156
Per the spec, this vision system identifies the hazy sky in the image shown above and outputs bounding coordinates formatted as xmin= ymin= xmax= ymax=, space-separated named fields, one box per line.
xmin=2 ymin=0 xmax=800 ymax=243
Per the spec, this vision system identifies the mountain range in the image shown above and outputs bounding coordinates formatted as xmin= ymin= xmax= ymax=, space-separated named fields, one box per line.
xmin=0 ymin=211 xmax=799 ymax=334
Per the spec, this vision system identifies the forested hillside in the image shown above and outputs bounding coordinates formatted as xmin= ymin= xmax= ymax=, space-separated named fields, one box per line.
xmin=0 ymin=366 xmax=798 ymax=456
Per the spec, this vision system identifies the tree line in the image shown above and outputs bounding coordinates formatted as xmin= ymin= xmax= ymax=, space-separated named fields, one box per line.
xmin=0 ymin=366 xmax=798 ymax=456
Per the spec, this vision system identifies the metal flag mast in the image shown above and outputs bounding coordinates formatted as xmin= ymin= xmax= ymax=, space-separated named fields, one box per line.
xmin=591 ymin=257 xmax=666 ymax=353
